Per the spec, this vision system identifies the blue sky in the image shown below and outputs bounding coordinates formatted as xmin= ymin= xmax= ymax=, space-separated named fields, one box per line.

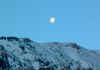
xmin=0 ymin=0 xmax=100 ymax=49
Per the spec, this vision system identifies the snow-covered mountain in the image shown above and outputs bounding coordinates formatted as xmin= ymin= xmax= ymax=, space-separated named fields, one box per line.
xmin=0 ymin=37 xmax=100 ymax=70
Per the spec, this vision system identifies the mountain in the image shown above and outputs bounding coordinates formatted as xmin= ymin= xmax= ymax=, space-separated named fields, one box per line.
xmin=94 ymin=50 xmax=100 ymax=55
xmin=0 ymin=37 xmax=100 ymax=70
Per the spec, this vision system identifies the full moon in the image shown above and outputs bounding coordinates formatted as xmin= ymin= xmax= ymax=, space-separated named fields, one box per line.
xmin=50 ymin=17 xmax=55 ymax=23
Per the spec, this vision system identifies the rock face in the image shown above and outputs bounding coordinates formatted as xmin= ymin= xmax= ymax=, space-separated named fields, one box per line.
xmin=0 ymin=37 xmax=100 ymax=70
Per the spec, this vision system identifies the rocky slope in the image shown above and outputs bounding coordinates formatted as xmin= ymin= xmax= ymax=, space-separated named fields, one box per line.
xmin=0 ymin=37 xmax=100 ymax=70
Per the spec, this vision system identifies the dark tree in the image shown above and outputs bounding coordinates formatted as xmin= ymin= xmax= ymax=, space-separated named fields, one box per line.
xmin=0 ymin=37 xmax=6 ymax=40
xmin=7 ymin=37 xmax=19 ymax=41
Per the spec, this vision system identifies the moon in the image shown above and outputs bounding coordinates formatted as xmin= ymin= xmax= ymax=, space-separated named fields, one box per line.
xmin=50 ymin=17 xmax=55 ymax=23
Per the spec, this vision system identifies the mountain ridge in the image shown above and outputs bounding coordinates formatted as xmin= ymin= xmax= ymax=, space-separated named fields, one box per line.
xmin=0 ymin=36 xmax=99 ymax=70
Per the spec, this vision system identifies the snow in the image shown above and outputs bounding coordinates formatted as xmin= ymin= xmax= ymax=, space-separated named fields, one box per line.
xmin=62 ymin=46 xmax=80 ymax=61
xmin=32 ymin=62 xmax=40 ymax=70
